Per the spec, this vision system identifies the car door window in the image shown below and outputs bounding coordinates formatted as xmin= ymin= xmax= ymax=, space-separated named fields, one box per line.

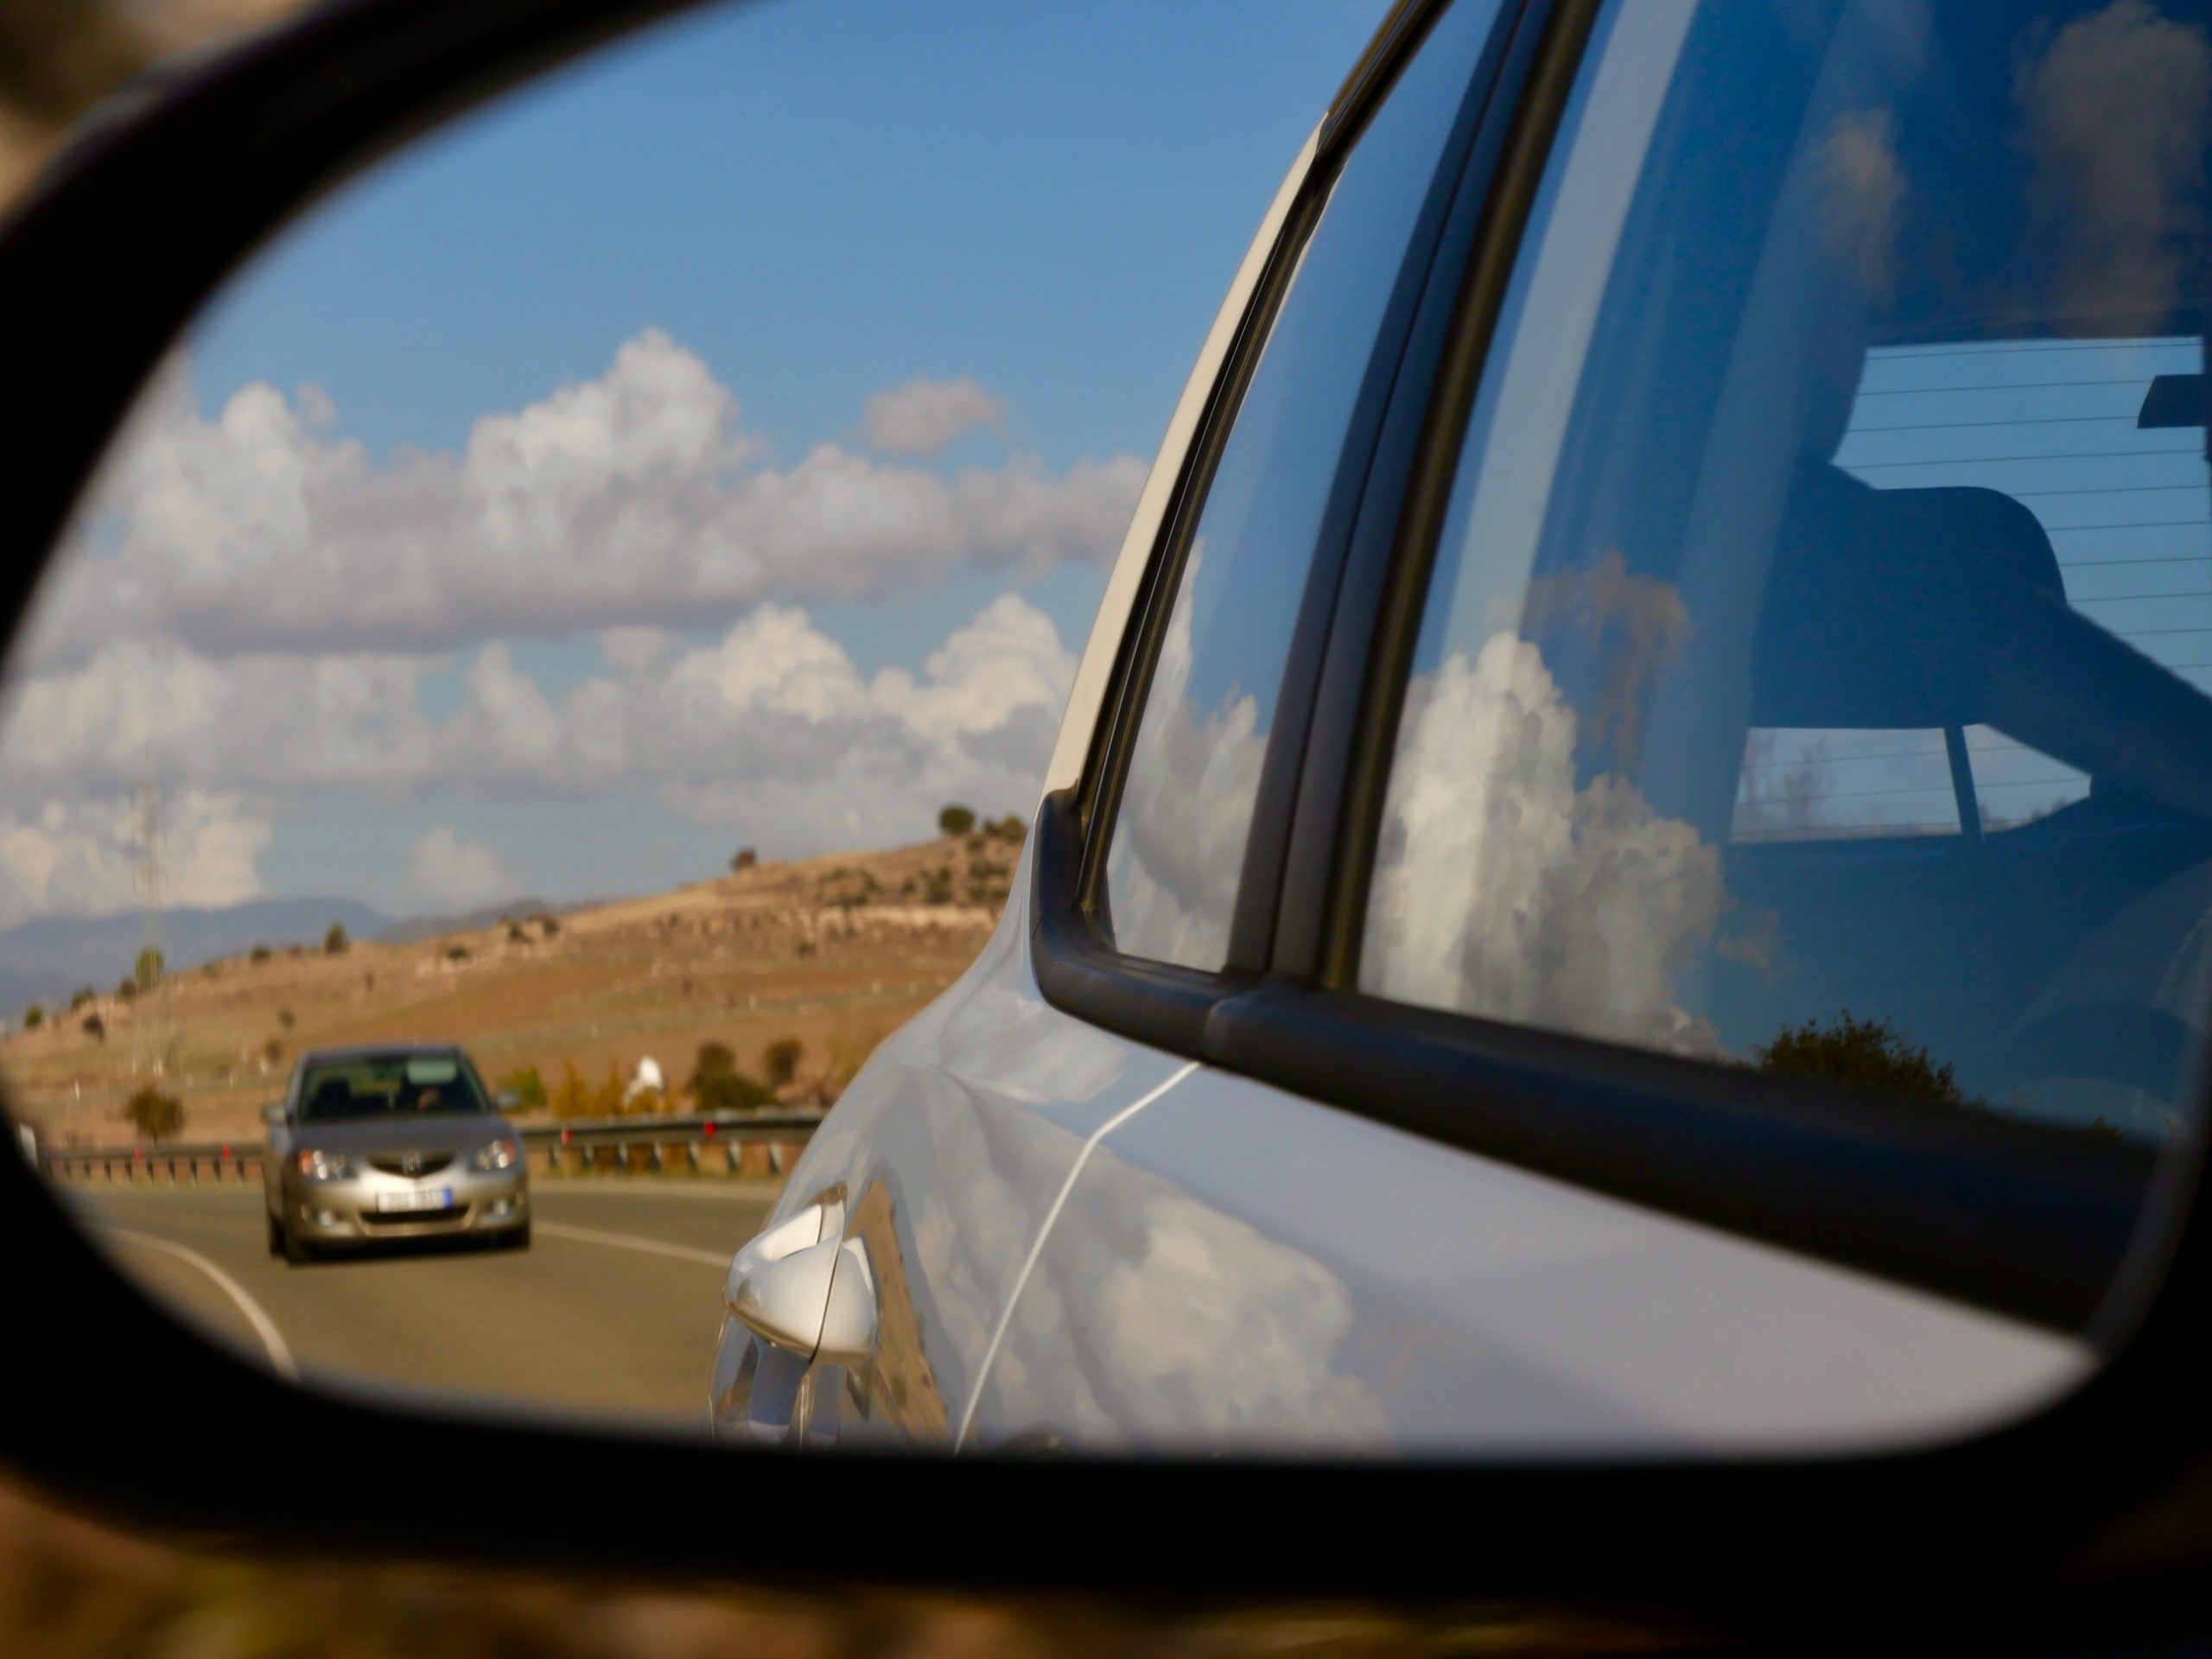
xmin=1096 ymin=0 xmax=1498 ymax=969
xmin=1357 ymin=0 xmax=2212 ymax=1145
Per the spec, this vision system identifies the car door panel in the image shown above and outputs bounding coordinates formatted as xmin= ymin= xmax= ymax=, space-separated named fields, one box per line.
xmin=711 ymin=835 xmax=1197 ymax=1447
xmin=970 ymin=1063 xmax=2091 ymax=1455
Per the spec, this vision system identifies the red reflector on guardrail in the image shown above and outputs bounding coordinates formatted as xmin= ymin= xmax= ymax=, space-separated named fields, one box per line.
xmin=220 ymin=1144 xmax=231 ymax=1160
xmin=702 ymin=1122 xmax=716 ymax=1138
xmin=560 ymin=1127 xmax=571 ymax=1145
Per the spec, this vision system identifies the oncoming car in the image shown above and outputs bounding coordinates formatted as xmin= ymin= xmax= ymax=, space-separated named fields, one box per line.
xmin=262 ymin=1045 xmax=529 ymax=1264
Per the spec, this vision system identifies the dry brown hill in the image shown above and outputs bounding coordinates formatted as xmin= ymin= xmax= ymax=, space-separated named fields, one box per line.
xmin=3 ymin=823 xmax=1026 ymax=1148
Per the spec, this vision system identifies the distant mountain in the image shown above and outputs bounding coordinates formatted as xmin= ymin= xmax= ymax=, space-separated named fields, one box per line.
xmin=372 ymin=897 xmax=574 ymax=944
xmin=0 ymin=896 xmax=391 ymax=1017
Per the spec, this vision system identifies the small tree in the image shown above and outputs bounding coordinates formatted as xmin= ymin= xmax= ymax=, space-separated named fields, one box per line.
xmin=115 ymin=977 xmax=137 ymax=1002
xmin=22 ymin=1005 xmax=41 ymax=1030
xmin=506 ymin=921 xmax=528 ymax=944
xmin=761 ymin=1037 xmax=804 ymax=1088
xmin=938 ymin=804 xmax=976 ymax=836
xmin=686 ymin=1041 xmax=774 ymax=1113
xmin=446 ymin=944 xmax=471 ymax=963
xmin=134 ymin=947 xmax=164 ymax=990
xmin=250 ymin=944 xmax=272 ymax=963
xmin=1751 ymin=1010 xmax=1969 ymax=1109
xmin=120 ymin=1084 xmax=183 ymax=1140
xmin=324 ymin=922 xmax=349 ymax=955
xmin=550 ymin=1059 xmax=594 ymax=1119
xmin=67 ymin=986 xmax=95 ymax=1012
xmin=594 ymin=1062 xmax=626 ymax=1116
xmin=730 ymin=848 xmax=758 ymax=873
xmin=537 ymin=913 xmax=561 ymax=938
xmin=988 ymin=815 xmax=1027 ymax=843
xmin=81 ymin=1012 xmax=105 ymax=1045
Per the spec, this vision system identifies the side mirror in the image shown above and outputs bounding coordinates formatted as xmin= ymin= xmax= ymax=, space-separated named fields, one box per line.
xmin=260 ymin=1104 xmax=285 ymax=1128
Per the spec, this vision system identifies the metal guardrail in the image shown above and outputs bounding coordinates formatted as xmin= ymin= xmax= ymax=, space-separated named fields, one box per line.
xmin=35 ymin=1110 xmax=824 ymax=1185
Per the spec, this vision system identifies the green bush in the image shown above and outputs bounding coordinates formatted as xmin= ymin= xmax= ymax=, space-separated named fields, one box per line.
xmin=324 ymin=923 xmax=349 ymax=955
xmin=133 ymin=947 xmax=163 ymax=990
xmin=249 ymin=943 xmax=271 ymax=963
xmin=938 ymin=804 xmax=976 ymax=836
xmin=22 ymin=1005 xmax=41 ymax=1030
xmin=687 ymin=1041 xmax=775 ymax=1113
xmin=67 ymin=986 xmax=95 ymax=1012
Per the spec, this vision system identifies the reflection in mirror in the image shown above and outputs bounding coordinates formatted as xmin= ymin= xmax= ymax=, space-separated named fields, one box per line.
xmin=0 ymin=0 xmax=1388 ymax=1437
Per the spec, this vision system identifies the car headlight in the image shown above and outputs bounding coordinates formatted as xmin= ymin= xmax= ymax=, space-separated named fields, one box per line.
xmin=295 ymin=1147 xmax=358 ymax=1181
xmin=472 ymin=1138 xmax=519 ymax=1173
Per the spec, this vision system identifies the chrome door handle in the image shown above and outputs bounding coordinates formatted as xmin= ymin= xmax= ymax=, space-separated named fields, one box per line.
xmin=725 ymin=1202 xmax=874 ymax=1368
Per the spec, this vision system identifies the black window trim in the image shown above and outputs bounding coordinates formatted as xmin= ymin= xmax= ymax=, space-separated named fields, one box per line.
xmin=1038 ymin=0 xmax=2177 ymax=1341
xmin=1035 ymin=0 xmax=1531 ymax=1058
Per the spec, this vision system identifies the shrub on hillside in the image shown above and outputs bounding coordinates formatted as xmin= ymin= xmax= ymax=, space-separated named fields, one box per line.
xmin=67 ymin=987 xmax=95 ymax=1012
xmin=22 ymin=1005 xmax=41 ymax=1030
xmin=761 ymin=1037 xmax=804 ymax=1089
xmin=249 ymin=944 xmax=271 ymax=963
xmin=115 ymin=977 xmax=136 ymax=1002
xmin=506 ymin=922 xmax=528 ymax=944
xmin=81 ymin=1013 xmax=105 ymax=1045
xmin=120 ymin=1085 xmax=183 ymax=1141
xmin=133 ymin=947 xmax=163 ymax=990
xmin=536 ymin=913 xmax=560 ymax=938
xmin=263 ymin=1037 xmax=283 ymax=1065
xmin=499 ymin=1065 xmax=547 ymax=1111
xmin=446 ymin=944 xmax=470 ymax=963
xmin=938 ymin=804 xmax=976 ymax=836
xmin=324 ymin=923 xmax=349 ymax=954
xmin=277 ymin=1007 xmax=296 ymax=1031
xmin=730 ymin=848 xmax=757 ymax=872
xmin=550 ymin=1060 xmax=594 ymax=1119
xmin=686 ymin=1041 xmax=775 ymax=1113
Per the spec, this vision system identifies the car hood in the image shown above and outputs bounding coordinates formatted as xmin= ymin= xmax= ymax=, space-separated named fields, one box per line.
xmin=285 ymin=1116 xmax=514 ymax=1156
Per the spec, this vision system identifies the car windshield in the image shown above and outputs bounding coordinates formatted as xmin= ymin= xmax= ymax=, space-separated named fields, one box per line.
xmin=295 ymin=1054 xmax=493 ymax=1122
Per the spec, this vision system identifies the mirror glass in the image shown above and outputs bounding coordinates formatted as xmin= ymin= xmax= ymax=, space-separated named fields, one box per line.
xmin=0 ymin=0 xmax=1390 ymax=1438
xmin=9 ymin=0 xmax=2212 ymax=1461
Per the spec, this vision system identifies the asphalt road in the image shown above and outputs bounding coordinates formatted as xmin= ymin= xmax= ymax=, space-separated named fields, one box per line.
xmin=65 ymin=1182 xmax=779 ymax=1433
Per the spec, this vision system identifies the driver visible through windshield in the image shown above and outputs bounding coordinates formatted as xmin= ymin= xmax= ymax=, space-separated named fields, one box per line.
xmin=296 ymin=1052 xmax=495 ymax=1122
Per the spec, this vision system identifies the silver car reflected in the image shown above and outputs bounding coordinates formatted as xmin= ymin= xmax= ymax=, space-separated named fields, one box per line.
xmin=262 ymin=1044 xmax=529 ymax=1264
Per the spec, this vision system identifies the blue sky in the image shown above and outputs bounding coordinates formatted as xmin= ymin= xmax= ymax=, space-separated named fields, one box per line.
xmin=190 ymin=0 xmax=1389 ymax=672
xmin=0 ymin=0 xmax=1390 ymax=924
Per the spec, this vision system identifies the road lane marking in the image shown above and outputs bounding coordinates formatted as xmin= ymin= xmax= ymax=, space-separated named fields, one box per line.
xmin=535 ymin=1221 xmax=731 ymax=1268
xmin=954 ymin=1059 xmax=1199 ymax=1452
xmin=109 ymin=1227 xmax=300 ymax=1382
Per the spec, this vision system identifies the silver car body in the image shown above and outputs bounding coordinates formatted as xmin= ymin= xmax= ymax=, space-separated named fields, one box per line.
xmin=709 ymin=13 xmax=2097 ymax=1455
xmin=264 ymin=1046 xmax=528 ymax=1250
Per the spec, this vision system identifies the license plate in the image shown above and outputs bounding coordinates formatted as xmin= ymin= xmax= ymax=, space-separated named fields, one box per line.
xmin=375 ymin=1186 xmax=454 ymax=1213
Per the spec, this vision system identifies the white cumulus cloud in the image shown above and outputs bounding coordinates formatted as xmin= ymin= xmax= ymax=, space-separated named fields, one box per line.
xmin=861 ymin=375 xmax=1008 ymax=457
xmin=27 ymin=333 xmax=1141 ymax=670
xmin=401 ymin=828 xmax=522 ymax=914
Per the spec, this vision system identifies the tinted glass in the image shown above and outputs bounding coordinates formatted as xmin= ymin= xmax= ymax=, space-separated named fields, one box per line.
xmin=1100 ymin=0 xmax=1499 ymax=967
xmin=1363 ymin=0 xmax=2212 ymax=1147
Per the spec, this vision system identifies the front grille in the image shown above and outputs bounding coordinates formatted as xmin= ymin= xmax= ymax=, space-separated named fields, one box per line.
xmin=361 ymin=1206 xmax=464 ymax=1227
xmin=366 ymin=1154 xmax=454 ymax=1177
